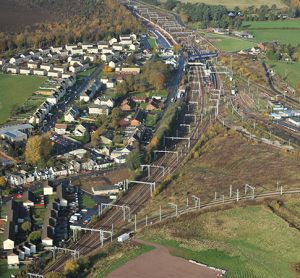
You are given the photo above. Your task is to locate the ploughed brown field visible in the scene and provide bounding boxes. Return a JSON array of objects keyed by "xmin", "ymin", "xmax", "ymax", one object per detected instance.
[
  {"xmin": 0, "ymin": 0, "xmax": 57, "ymax": 33},
  {"xmin": 107, "ymin": 239, "xmax": 223, "ymax": 278}
]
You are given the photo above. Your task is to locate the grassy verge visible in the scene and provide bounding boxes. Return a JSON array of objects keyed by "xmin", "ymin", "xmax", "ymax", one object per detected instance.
[
  {"xmin": 0, "ymin": 259, "xmax": 20, "ymax": 278},
  {"xmin": 82, "ymin": 194, "xmax": 96, "ymax": 209},
  {"xmin": 142, "ymin": 204, "xmax": 300, "ymax": 277},
  {"xmin": 88, "ymin": 242, "xmax": 154, "ymax": 278}
]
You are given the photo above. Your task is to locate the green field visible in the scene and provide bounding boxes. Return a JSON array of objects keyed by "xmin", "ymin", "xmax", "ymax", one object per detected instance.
[
  {"xmin": 147, "ymin": 37, "xmax": 157, "ymax": 49},
  {"xmin": 0, "ymin": 260, "xmax": 20, "ymax": 278},
  {"xmin": 82, "ymin": 194, "xmax": 96, "ymax": 209},
  {"xmin": 181, "ymin": 0, "xmax": 287, "ymax": 8},
  {"xmin": 0, "ymin": 74, "xmax": 46, "ymax": 124},
  {"xmin": 143, "ymin": 204, "xmax": 300, "ymax": 278},
  {"xmin": 200, "ymin": 31, "xmax": 257, "ymax": 52},
  {"xmin": 267, "ymin": 60, "xmax": 300, "ymax": 88},
  {"xmin": 242, "ymin": 20, "xmax": 300, "ymax": 46}
]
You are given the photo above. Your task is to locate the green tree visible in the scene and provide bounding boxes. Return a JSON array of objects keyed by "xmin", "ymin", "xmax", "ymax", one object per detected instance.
[
  {"xmin": 126, "ymin": 150, "xmax": 141, "ymax": 170},
  {"xmin": 21, "ymin": 221, "xmax": 32, "ymax": 235},
  {"xmin": 27, "ymin": 231, "xmax": 41, "ymax": 244},
  {"xmin": 111, "ymin": 108, "xmax": 121, "ymax": 129}
]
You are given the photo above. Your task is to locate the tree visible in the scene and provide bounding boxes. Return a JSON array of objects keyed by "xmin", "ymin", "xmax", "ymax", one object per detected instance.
[
  {"xmin": 126, "ymin": 150, "xmax": 141, "ymax": 170},
  {"xmin": 27, "ymin": 231, "xmax": 41, "ymax": 244},
  {"xmin": 21, "ymin": 221, "xmax": 32, "ymax": 235},
  {"xmin": 111, "ymin": 108, "xmax": 121, "ymax": 129},
  {"xmin": 64, "ymin": 260, "xmax": 79, "ymax": 277},
  {"xmin": 90, "ymin": 215, "xmax": 97, "ymax": 223},
  {"xmin": 45, "ymin": 272, "xmax": 65, "ymax": 278},
  {"xmin": 25, "ymin": 135, "xmax": 52, "ymax": 165},
  {"xmin": 0, "ymin": 176, "xmax": 6, "ymax": 188}
]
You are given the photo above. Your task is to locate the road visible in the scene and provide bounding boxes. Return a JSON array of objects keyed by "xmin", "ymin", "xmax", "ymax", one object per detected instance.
[{"xmin": 41, "ymin": 64, "xmax": 102, "ymax": 132}]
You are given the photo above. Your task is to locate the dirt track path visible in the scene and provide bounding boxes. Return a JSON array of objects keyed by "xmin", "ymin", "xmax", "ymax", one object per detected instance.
[{"xmin": 106, "ymin": 239, "xmax": 223, "ymax": 278}]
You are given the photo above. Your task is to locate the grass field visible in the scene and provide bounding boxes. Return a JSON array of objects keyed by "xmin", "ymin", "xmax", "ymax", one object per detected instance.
[
  {"xmin": 242, "ymin": 20, "xmax": 300, "ymax": 46},
  {"xmin": 267, "ymin": 60, "xmax": 300, "ymax": 88},
  {"xmin": 205, "ymin": 32, "xmax": 257, "ymax": 51},
  {"xmin": 0, "ymin": 74, "xmax": 46, "ymax": 124},
  {"xmin": 181, "ymin": 0, "xmax": 287, "ymax": 8},
  {"xmin": 82, "ymin": 194, "xmax": 96, "ymax": 209},
  {"xmin": 142, "ymin": 203, "xmax": 300, "ymax": 277}
]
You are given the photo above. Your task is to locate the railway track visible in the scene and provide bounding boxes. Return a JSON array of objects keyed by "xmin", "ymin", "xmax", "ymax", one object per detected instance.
[{"xmin": 42, "ymin": 64, "xmax": 213, "ymax": 273}]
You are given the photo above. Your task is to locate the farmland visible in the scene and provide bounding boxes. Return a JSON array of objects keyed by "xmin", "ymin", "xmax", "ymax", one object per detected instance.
[
  {"xmin": 142, "ymin": 202, "xmax": 300, "ymax": 278},
  {"xmin": 180, "ymin": 0, "xmax": 287, "ymax": 9},
  {"xmin": 0, "ymin": 74, "xmax": 46, "ymax": 124},
  {"xmin": 242, "ymin": 20, "xmax": 300, "ymax": 46}
]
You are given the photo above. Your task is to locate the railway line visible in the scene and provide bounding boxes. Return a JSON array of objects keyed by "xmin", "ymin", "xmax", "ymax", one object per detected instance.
[{"xmin": 42, "ymin": 63, "xmax": 213, "ymax": 273}]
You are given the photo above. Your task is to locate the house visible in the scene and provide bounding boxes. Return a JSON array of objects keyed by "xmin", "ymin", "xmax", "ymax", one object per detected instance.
[
  {"xmin": 51, "ymin": 46, "xmax": 63, "ymax": 52},
  {"xmin": 33, "ymin": 69, "xmax": 47, "ymax": 76},
  {"xmin": 82, "ymin": 43, "xmax": 94, "ymax": 50},
  {"xmin": 27, "ymin": 61, "xmax": 40, "ymax": 69},
  {"xmin": 71, "ymin": 47, "xmax": 84, "ymax": 55},
  {"xmin": 112, "ymin": 44, "xmax": 124, "ymax": 51},
  {"xmin": 1, "ymin": 130, "xmax": 27, "ymax": 142},
  {"xmin": 40, "ymin": 63, "xmax": 53, "ymax": 71},
  {"xmin": 22, "ymin": 191, "xmax": 35, "ymax": 207},
  {"xmin": 7, "ymin": 250, "xmax": 19, "ymax": 268},
  {"xmin": 129, "ymin": 43, "xmax": 140, "ymax": 51},
  {"xmin": 97, "ymin": 41, "xmax": 110, "ymax": 49},
  {"xmin": 6, "ymin": 66, "xmax": 19, "ymax": 74},
  {"xmin": 92, "ymin": 185, "xmax": 119, "ymax": 196},
  {"xmin": 131, "ymin": 110, "xmax": 145, "ymax": 126},
  {"xmin": 106, "ymin": 79, "xmax": 116, "ymax": 88},
  {"xmin": 101, "ymin": 53, "xmax": 113, "ymax": 62},
  {"xmin": 80, "ymin": 89, "xmax": 95, "ymax": 102},
  {"xmin": 121, "ymin": 99, "xmax": 135, "ymax": 111},
  {"xmin": 88, "ymin": 104, "xmax": 110, "ymax": 116},
  {"xmin": 43, "ymin": 181, "xmax": 54, "ymax": 195},
  {"xmin": 119, "ymin": 117, "xmax": 131, "ymax": 128},
  {"xmin": 100, "ymin": 134, "xmax": 113, "ymax": 146},
  {"xmin": 55, "ymin": 123, "xmax": 68, "ymax": 135},
  {"xmin": 65, "ymin": 107, "xmax": 79, "ymax": 122},
  {"xmin": 146, "ymin": 98, "xmax": 164, "ymax": 111},
  {"xmin": 52, "ymin": 65, "xmax": 66, "ymax": 73},
  {"xmin": 65, "ymin": 44, "xmax": 78, "ymax": 51},
  {"xmin": 97, "ymin": 146, "xmax": 110, "ymax": 156},
  {"xmin": 108, "ymin": 61, "xmax": 116, "ymax": 69},
  {"xmin": 74, "ymin": 124, "xmax": 87, "ymax": 137},
  {"xmin": 69, "ymin": 65, "xmax": 82, "ymax": 73},
  {"xmin": 120, "ymin": 67, "xmax": 141, "ymax": 75},
  {"xmin": 47, "ymin": 71, "xmax": 61, "ymax": 78},
  {"xmin": 19, "ymin": 68, "xmax": 32, "ymax": 75},
  {"xmin": 109, "ymin": 38, "xmax": 118, "ymax": 45},
  {"xmin": 110, "ymin": 146, "xmax": 132, "ymax": 159},
  {"xmin": 86, "ymin": 46, "xmax": 99, "ymax": 54},
  {"xmin": 3, "ymin": 200, "xmax": 26, "ymax": 250},
  {"xmin": 84, "ymin": 54, "xmax": 97, "ymax": 62},
  {"xmin": 94, "ymin": 97, "xmax": 114, "ymax": 108},
  {"xmin": 132, "ymin": 96, "xmax": 148, "ymax": 103},
  {"xmin": 100, "ymin": 76, "xmax": 109, "ymax": 84}
]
